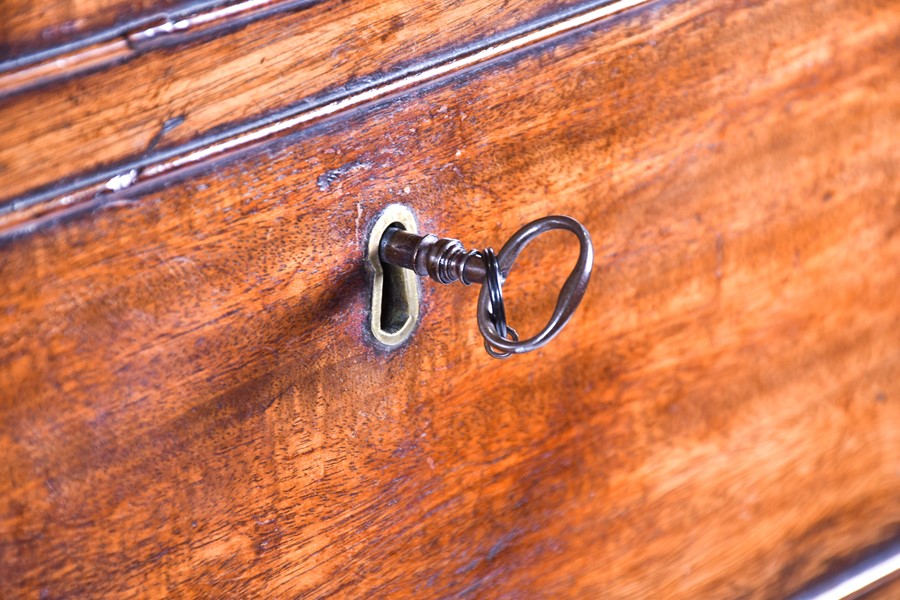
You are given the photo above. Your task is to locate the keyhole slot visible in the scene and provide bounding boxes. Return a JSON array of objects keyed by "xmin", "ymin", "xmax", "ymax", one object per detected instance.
[
  {"xmin": 379, "ymin": 258, "xmax": 409, "ymax": 334},
  {"xmin": 367, "ymin": 205, "xmax": 420, "ymax": 347}
]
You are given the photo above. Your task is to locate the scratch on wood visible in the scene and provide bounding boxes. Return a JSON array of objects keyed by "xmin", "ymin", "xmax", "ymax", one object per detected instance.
[{"xmin": 316, "ymin": 160, "xmax": 370, "ymax": 192}]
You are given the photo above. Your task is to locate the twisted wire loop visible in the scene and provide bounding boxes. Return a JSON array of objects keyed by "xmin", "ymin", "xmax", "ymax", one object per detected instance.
[
  {"xmin": 480, "ymin": 248, "xmax": 519, "ymax": 359},
  {"xmin": 375, "ymin": 211, "xmax": 593, "ymax": 358},
  {"xmin": 476, "ymin": 215, "xmax": 593, "ymax": 358}
]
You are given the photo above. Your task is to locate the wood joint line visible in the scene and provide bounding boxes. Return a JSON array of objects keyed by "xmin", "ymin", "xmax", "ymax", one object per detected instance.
[
  {"xmin": 0, "ymin": 0, "xmax": 319, "ymax": 100},
  {"xmin": 0, "ymin": 0, "xmax": 655, "ymax": 239}
]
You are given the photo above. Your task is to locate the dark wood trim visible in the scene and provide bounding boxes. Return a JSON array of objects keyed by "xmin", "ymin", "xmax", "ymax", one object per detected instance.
[
  {"xmin": 0, "ymin": 0, "xmax": 653, "ymax": 236},
  {"xmin": 0, "ymin": 0, "xmax": 321, "ymax": 98}
]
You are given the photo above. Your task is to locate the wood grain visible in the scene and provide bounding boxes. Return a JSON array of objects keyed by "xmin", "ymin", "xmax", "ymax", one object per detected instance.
[
  {"xmin": 0, "ymin": 0, "xmax": 329, "ymax": 103},
  {"xmin": 0, "ymin": 0, "xmax": 200, "ymax": 60},
  {"xmin": 0, "ymin": 0, "xmax": 606, "ymax": 205},
  {"xmin": 1, "ymin": 0, "xmax": 899, "ymax": 596}
]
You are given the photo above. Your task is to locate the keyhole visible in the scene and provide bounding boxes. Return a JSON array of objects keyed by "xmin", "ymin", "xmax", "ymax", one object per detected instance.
[
  {"xmin": 366, "ymin": 205, "xmax": 420, "ymax": 347},
  {"xmin": 380, "ymin": 258, "xmax": 410, "ymax": 334}
]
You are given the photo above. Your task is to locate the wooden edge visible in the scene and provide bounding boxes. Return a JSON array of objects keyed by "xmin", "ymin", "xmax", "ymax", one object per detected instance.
[
  {"xmin": 0, "ymin": 0, "xmax": 655, "ymax": 239},
  {"xmin": 790, "ymin": 540, "xmax": 900, "ymax": 600},
  {"xmin": 0, "ymin": 0, "xmax": 320, "ymax": 99}
]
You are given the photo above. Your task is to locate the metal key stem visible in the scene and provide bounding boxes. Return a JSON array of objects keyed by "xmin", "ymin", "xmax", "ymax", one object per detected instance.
[{"xmin": 380, "ymin": 227, "xmax": 487, "ymax": 286}]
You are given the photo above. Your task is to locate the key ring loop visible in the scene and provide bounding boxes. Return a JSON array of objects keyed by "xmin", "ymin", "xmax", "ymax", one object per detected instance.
[
  {"xmin": 480, "ymin": 247, "xmax": 521, "ymax": 358},
  {"xmin": 477, "ymin": 215, "xmax": 593, "ymax": 357}
]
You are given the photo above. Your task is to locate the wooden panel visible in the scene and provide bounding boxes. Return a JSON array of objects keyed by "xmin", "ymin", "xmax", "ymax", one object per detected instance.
[
  {"xmin": 1, "ymin": 0, "xmax": 899, "ymax": 597},
  {"xmin": 0, "ymin": 0, "xmax": 605, "ymax": 205},
  {"xmin": 0, "ymin": 0, "xmax": 201, "ymax": 60}
]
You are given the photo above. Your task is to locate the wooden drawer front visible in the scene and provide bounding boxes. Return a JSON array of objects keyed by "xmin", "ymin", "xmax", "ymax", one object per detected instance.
[
  {"xmin": 1, "ymin": 0, "xmax": 899, "ymax": 597},
  {"xmin": 1, "ymin": 0, "xmax": 190, "ymax": 59},
  {"xmin": 0, "ymin": 0, "xmax": 601, "ymax": 204}
]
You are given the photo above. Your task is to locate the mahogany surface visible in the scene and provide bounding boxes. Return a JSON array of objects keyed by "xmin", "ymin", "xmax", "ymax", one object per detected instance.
[
  {"xmin": 0, "ymin": 0, "xmax": 194, "ymax": 60},
  {"xmin": 1, "ymin": 0, "xmax": 899, "ymax": 597},
  {"xmin": 870, "ymin": 576, "xmax": 900, "ymax": 599},
  {"xmin": 0, "ymin": 0, "xmax": 599, "ymax": 203}
]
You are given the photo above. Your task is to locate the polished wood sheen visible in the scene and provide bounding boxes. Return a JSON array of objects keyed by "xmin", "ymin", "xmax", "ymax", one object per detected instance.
[
  {"xmin": 0, "ymin": 0, "xmax": 193, "ymax": 59},
  {"xmin": 1, "ymin": 0, "xmax": 899, "ymax": 597},
  {"xmin": 0, "ymin": 0, "xmax": 601, "ymax": 203}
]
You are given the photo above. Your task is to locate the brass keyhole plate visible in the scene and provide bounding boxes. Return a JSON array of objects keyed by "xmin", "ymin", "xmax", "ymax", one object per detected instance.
[{"xmin": 366, "ymin": 204, "xmax": 421, "ymax": 348}]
